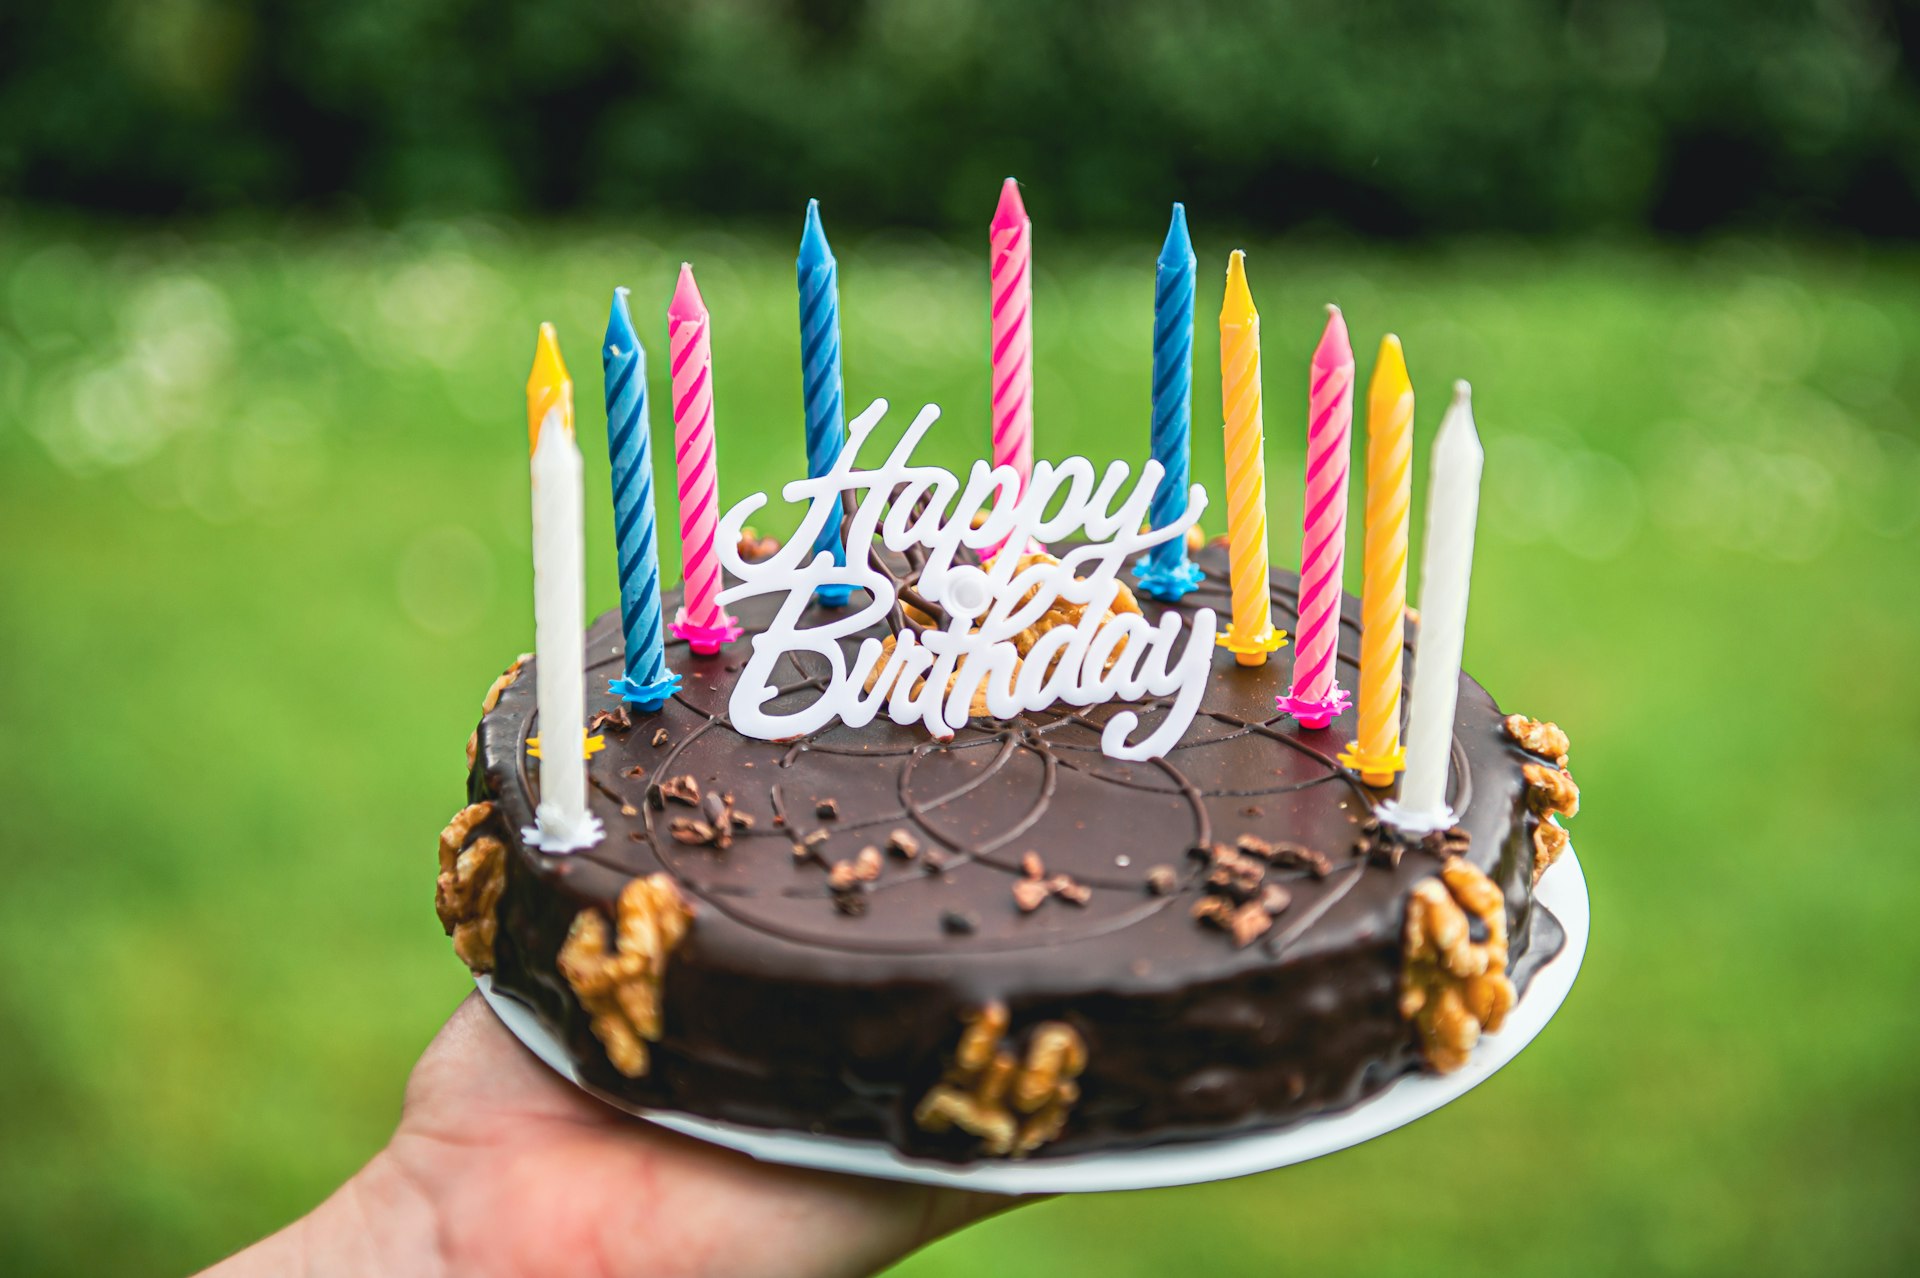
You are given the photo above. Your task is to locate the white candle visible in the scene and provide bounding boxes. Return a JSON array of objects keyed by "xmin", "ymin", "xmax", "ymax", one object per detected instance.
[
  {"xmin": 1384, "ymin": 381, "xmax": 1483, "ymax": 834},
  {"xmin": 528, "ymin": 406, "xmax": 603, "ymax": 852}
]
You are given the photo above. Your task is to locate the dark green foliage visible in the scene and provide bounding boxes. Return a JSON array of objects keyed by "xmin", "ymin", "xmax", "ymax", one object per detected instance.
[{"xmin": 3, "ymin": 0, "xmax": 1917, "ymax": 233}]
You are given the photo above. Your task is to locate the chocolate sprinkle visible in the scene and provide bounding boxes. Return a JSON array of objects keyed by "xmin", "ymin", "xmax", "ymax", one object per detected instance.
[
  {"xmin": 659, "ymin": 775, "xmax": 701, "ymax": 807},
  {"xmin": 940, "ymin": 909, "xmax": 978, "ymax": 936},
  {"xmin": 589, "ymin": 705, "xmax": 633, "ymax": 734}
]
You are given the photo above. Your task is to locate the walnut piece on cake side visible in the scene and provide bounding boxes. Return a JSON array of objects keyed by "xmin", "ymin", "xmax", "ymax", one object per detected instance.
[
  {"xmin": 1502, "ymin": 713, "xmax": 1581, "ymax": 883},
  {"xmin": 468, "ymin": 654, "xmax": 530, "ymax": 769},
  {"xmin": 1401, "ymin": 856, "xmax": 1517, "ymax": 1074},
  {"xmin": 913, "ymin": 1002, "xmax": 1088, "ymax": 1158},
  {"xmin": 557, "ymin": 874, "xmax": 696, "ymax": 1078},
  {"xmin": 436, "ymin": 802, "xmax": 507, "ymax": 973}
]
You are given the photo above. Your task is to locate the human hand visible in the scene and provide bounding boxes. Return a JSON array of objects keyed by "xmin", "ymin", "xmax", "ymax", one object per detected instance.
[{"xmin": 203, "ymin": 993, "xmax": 1012, "ymax": 1278}]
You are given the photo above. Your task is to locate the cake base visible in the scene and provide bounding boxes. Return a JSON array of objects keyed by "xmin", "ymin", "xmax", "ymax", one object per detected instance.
[{"xmin": 476, "ymin": 847, "xmax": 1586, "ymax": 1194}]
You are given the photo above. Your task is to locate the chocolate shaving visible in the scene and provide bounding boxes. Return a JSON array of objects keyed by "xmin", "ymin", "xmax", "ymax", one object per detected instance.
[
  {"xmin": 1048, "ymin": 875, "xmax": 1091, "ymax": 906},
  {"xmin": 828, "ymin": 854, "xmax": 869, "ymax": 915},
  {"xmin": 1229, "ymin": 902, "xmax": 1273, "ymax": 948},
  {"xmin": 669, "ymin": 818, "xmax": 716, "ymax": 845},
  {"xmin": 651, "ymin": 728, "xmax": 670, "ymax": 747},
  {"xmin": 1236, "ymin": 835, "xmax": 1332, "ymax": 878},
  {"xmin": 1191, "ymin": 896, "xmax": 1233, "ymax": 927},
  {"xmin": 589, "ymin": 705, "xmax": 633, "ymax": 734},
  {"xmin": 816, "ymin": 798, "xmax": 840, "ymax": 820},
  {"xmin": 1191, "ymin": 834, "xmax": 1304, "ymax": 946},
  {"xmin": 793, "ymin": 827, "xmax": 831, "ymax": 864},
  {"xmin": 1207, "ymin": 851, "xmax": 1265, "ymax": 900},
  {"xmin": 1401, "ymin": 824, "xmax": 1474, "ymax": 861},
  {"xmin": 886, "ymin": 829, "xmax": 921, "ymax": 859},
  {"xmin": 1268, "ymin": 842, "xmax": 1333, "ymax": 878},
  {"xmin": 1146, "ymin": 865, "xmax": 1178, "ymax": 895},
  {"xmin": 659, "ymin": 775, "xmax": 701, "ymax": 807},
  {"xmin": 940, "ymin": 909, "xmax": 978, "ymax": 936},
  {"xmin": 668, "ymin": 791, "xmax": 740, "ymax": 850},
  {"xmin": 1012, "ymin": 879, "xmax": 1050, "ymax": 913}
]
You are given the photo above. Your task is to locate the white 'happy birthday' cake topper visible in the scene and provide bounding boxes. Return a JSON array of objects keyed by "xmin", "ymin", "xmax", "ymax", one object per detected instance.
[{"xmin": 715, "ymin": 400, "xmax": 1218, "ymax": 761}]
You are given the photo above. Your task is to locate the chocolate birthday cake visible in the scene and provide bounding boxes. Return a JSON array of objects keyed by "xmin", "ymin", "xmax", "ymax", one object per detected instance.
[{"xmin": 436, "ymin": 539, "xmax": 1580, "ymax": 1161}]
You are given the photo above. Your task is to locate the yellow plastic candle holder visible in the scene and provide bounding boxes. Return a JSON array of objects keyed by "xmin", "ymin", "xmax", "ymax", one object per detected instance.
[
  {"xmin": 526, "ymin": 732, "xmax": 606, "ymax": 761},
  {"xmin": 1217, "ymin": 627, "xmax": 1289, "ymax": 667},
  {"xmin": 1337, "ymin": 741, "xmax": 1407, "ymax": 789}
]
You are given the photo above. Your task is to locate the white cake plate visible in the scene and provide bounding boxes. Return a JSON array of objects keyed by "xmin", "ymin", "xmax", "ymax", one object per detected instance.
[{"xmin": 477, "ymin": 847, "xmax": 1587, "ymax": 1194}]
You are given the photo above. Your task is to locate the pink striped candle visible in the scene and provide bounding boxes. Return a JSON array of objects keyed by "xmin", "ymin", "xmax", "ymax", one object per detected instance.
[
  {"xmin": 989, "ymin": 178, "xmax": 1034, "ymax": 500},
  {"xmin": 666, "ymin": 262, "xmax": 742, "ymax": 655},
  {"xmin": 1278, "ymin": 305, "xmax": 1356, "ymax": 729}
]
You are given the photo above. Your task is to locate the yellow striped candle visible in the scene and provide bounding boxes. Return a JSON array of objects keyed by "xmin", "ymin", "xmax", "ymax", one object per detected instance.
[
  {"xmin": 1340, "ymin": 335, "xmax": 1414, "ymax": 786},
  {"xmin": 1216, "ymin": 251, "xmax": 1286, "ymax": 666}
]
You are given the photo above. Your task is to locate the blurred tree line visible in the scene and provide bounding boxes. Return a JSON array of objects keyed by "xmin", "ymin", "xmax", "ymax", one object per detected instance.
[{"xmin": 2, "ymin": 0, "xmax": 1916, "ymax": 235}]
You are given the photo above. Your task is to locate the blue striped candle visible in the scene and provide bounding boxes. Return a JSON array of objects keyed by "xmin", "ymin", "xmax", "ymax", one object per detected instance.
[
  {"xmin": 798, "ymin": 199, "xmax": 853, "ymax": 606},
  {"xmin": 603, "ymin": 287, "xmax": 682, "ymax": 710},
  {"xmin": 1134, "ymin": 203, "xmax": 1206, "ymax": 602},
  {"xmin": 1134, "ymin": 204, "xmax": 1206, "ymax": 600}
]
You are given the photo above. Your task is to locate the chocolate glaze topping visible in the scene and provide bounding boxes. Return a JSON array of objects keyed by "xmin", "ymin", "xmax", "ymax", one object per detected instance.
[{"xmin": 474, "ymin": 542, "xmax": 1563, "ymax": 1159}]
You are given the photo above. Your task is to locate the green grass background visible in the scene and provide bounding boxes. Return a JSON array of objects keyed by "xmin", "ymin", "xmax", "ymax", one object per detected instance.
[{"xmin": 1, "ymin": 217, "xmax": 1916, "ymax": 1275}]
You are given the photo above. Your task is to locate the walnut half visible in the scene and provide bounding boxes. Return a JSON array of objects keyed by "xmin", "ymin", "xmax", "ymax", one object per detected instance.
[
  {"xmin": 1533, "ymin": 817, "xmax": 1570, "ymax": 882},
  {"xmin": 1502, "ymin": 713, "xmax": 1570, "ymax": 767},
  {"xmin": 436, "ymin": 802, "xmax": 506, "ymax": 973},
  {"xmin": 1401, "ymin": 857, "xmax": 1517, "ymax": 1074},
  {"xmin": 913, "ymin": 1002, "xmax": 1087, "ymax": 1158},
  {"xmin": 557, "ymin": 875, "xmax": 696, "ymax": 1078},
  {"xmin": 1505, "ymin": 714, "xmax": 1581, "ymax": 884}
]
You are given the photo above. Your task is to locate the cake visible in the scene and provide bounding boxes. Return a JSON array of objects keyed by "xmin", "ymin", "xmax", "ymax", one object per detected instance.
[
  {"xmin": 435, "ymin": 185, "xmax": 1584, "ymax": 1163},
  {"xmin": 435, "ymin": 537, "xmax": 1581, "ymax": 1162}
]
